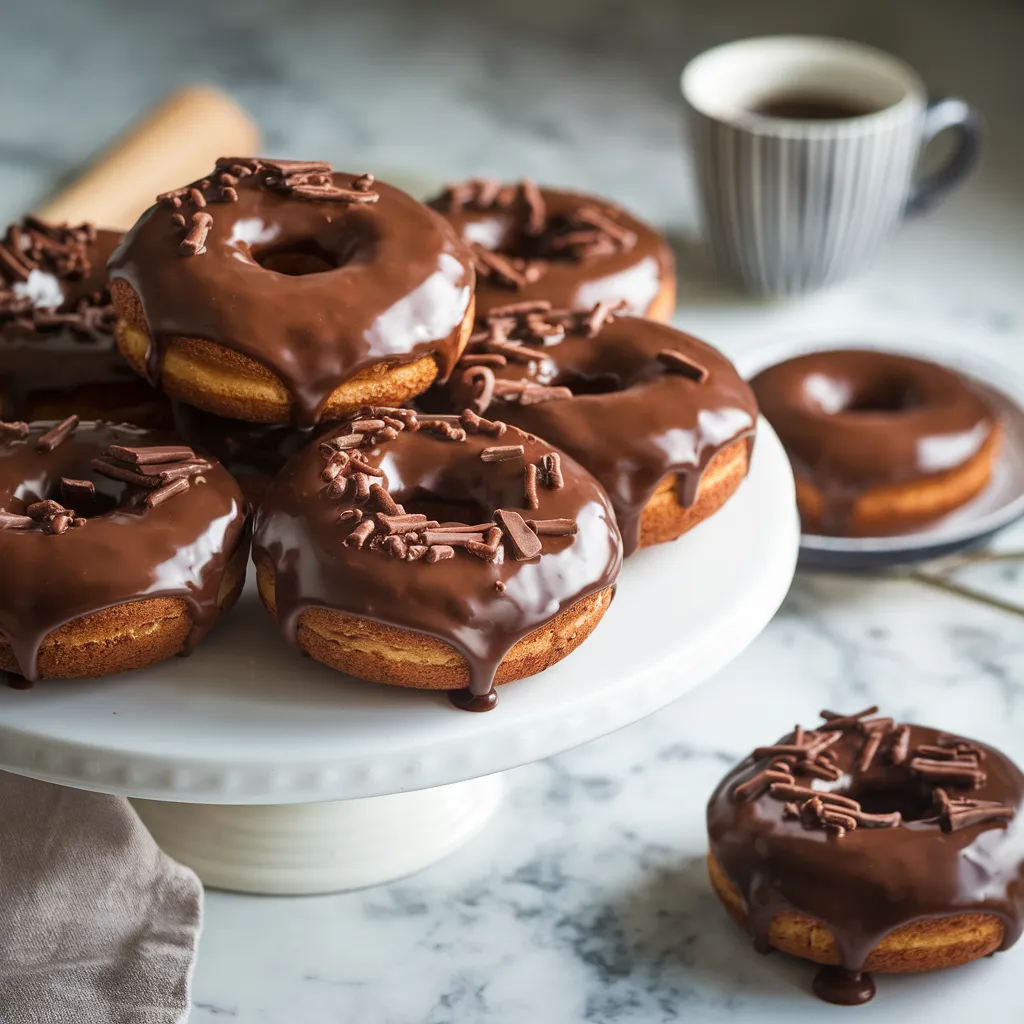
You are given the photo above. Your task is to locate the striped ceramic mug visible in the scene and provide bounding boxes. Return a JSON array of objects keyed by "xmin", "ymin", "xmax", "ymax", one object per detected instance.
[{"xmin": 681, "ymin": 37, "xmax": 981, "ymax": 296}]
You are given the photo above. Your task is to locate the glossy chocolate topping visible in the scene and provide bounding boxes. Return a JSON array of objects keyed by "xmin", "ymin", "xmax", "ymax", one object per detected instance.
[
  {"xmin": 708, "ymin": 707, "xmax": 1024, "ymax": 1004},
  {"xmin": 108, "ymin": 160, "xmax": 475, "ymax": 426},
  {"xmin": 426, "ymin": 303, "xmax": 757, "ymax": 554},
  {"xmin": 252, "ymin": 407, "xmax": 622, "ymax": 703},
  {"xmin": 0, "ymin": 419, "xmax": 247, "ymax": 680},
  {"xmin": 429, "ymin": 180, "xmax": 673, "ymax": 318},
  {"xmin": 0, "ymin": 219, "xmax": 166, "ymax": 425},
  {"xmin": 751, "ymin": 349, "xmax": 996, "ymax": 535}
]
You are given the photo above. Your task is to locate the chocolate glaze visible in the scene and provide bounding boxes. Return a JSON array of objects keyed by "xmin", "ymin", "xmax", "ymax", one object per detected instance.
[
  {"xmin": 108, "ymin": 162, "xmax": 475, "ymax": 426},
  {"xmin": 252, "ymin": 413, "xmax": 622, "ymax": 701},
  {"xmin": 708, "ymin": 710, "xmax": 1024, "ymax": 1003},
  {"xmin": 0, "ymin": 224, "xmax": 168, "ymax": 425},
  {"xmin": 750, "ymin": 349, "xmax": 996, "ymax": 535},
  {"xmin": 430, "ymin": 183, "xmax": 673, "ymax": 319},
  {"xmin": 427, "ymin": 309, "xmax": 757, "ymax": 555},
  {"xmin": 0, "ymin": 421, "xmax": 247, "ymax": 680}
]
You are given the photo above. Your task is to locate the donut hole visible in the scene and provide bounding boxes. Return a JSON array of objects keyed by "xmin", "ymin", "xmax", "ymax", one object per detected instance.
[
  {"xmin": 805, "ymin": 372, "xmax": 925, "ymax": 416},
  {"xmin": 843, "ymin": 377, "xmax": 925, "ymax": 414},
  {"xmin": 562, "ymin": 374, "xmax": 621, "ymax": 396},
  {"xmin": 389, "ymin": 491, "xmax": 488, "ymax": 527},
  {"xmin": 252, "ymin": 240, "xmax": 343, "ymax": 276},
  {"xmin": 839, "ymin": 778, "xmax": 936, "ymax": 821}
]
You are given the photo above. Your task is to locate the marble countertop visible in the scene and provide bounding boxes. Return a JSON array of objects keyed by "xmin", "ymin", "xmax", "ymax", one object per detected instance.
[{"xmin": 3, "ymin": 0, "xmax": 1024, "ymax": 1020}]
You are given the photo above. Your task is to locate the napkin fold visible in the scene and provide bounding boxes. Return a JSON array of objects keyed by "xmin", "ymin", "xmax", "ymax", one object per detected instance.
[{"xmin": 0, "ymin": 772, "xmax": 201, "ymax": 1024}]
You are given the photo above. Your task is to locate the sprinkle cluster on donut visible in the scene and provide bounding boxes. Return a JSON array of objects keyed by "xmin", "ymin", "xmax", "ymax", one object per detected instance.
[
  {"xmin": 252, "ymin": 404, "xmax": 622, "ymax": 708},
  {"xmin": 0, "ymin": 417, "xmax": 248, "ymax": 682},
  {"xmin": 425, "ymin": 299, "xmax": 757, "ymax": 554},
  {"xmin": 108, "ymin": 159, "xmax": 476, "ymax": 426},
  {"xmin": 707, "ymin": 705, "xmax": 1024, "ymax": 1005},
  {"xmin": 0, "ymin": 216, "xmax": 168, "ymax": 425},
  {"xmin": 751, "ymin": 349, "xmax": 999, "ymax": 536},
  {"xmin": 429, "ymin": 179, "xmax": 675, "ymax": 322}
]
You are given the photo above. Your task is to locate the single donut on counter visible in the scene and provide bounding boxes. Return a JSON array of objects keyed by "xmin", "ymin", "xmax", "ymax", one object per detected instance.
[
  {"xmin": 750, "ymin": 349, "xmax": 999, "ymax": 536},
  {"xmin": 252, "ymin": 407, "xmax": 623, "ymax": 710},
  {"xmin": 0, "ymin": 217, "xmax": 169, "ymax": 426},
  {"xmin": 0, "ymin": 418, "xmax": 248, "ymax": 682},
  {"xmin": 425, "ymin": 300, "xmax": 757, "ymax": 555},
  {"xmin": 108, "ymin": 159, "xmax": 476, "ymax": 427},
  {"xmin": 171, "ymin": 400, "xmax": 324, "ymax": 505},
  {"xmin": 707, "ymin": 706, "xmax": 1024, "ymax": 1006},
  {"xmin": 428, "ymin": 179, "xmax": 675, "ymax": 321}
]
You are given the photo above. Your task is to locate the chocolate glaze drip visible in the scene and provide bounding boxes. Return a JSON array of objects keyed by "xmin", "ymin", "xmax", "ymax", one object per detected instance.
[
  {"xmin": 429, "ymin": 183, "xmax": 673, "ymax": 319},
  {"xmin": 252, "ymin": 413, "xmax": 622, "ymax": 701},
  {"xmin": 750, "ymin": 349, "xmax": 996, "ymax": 535},
  {"xmin": 708, "ymin": 711, "xmax": 1024, "ymax": 1003},
  {"xmin": 108, "ymin": 162, "xmax": 475, "ymax": 426},
  {"xmin": 0, "ymin": 224, "xmax": 167, "ymax": 425},
  {"xmin": 426, "ymin": 308, "xmax": 757, "ymax": 555},
  {"xmin": 812, "ymin": 967, "xmax": 876, "ymax": 1006},
  {"xmin": 0, "ymin": 421, "xmax": 247, "ymax": 680}
]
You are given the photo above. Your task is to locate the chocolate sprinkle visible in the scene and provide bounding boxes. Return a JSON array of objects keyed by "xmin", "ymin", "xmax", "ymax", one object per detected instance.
[
  {"xmin": 36, "ymin": 415, "xmax": 79, "ymax": 453},
  {"xmin": 494, "ymin": 508, "xmax": 542, "ymax": 560}
]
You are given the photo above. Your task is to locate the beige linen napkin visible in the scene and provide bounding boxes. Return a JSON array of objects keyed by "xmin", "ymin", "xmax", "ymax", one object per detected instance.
[{"xmin": 0, "ymin": 772, "xmax": 201, "ymax": 1024}]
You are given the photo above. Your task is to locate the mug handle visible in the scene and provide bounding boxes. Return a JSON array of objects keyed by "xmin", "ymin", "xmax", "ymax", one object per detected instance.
[{"xmin": 904, "ymin": 96, "xmax": 983, "ymax": 217}]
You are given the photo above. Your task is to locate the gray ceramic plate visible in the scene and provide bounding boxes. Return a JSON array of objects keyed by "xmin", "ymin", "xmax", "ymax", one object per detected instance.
[{"xmin": 738, "ymin": 342, "xmax": 1024, "ymax": 571}]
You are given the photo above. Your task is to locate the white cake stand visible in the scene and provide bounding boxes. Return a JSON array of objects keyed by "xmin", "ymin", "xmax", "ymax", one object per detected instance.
[{"xmin": 0, "ymin": 421, "xmax": 798, "ymax": 894}]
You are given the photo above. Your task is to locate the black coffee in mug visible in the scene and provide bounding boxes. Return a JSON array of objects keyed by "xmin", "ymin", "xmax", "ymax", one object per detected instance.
[
  {"xmin": 681, "ymin": 36, "xmax": 982, "ymax": 294},
  {"xmin": 750, "ymin": 93, "xmax": 876, "ymax": 120}
]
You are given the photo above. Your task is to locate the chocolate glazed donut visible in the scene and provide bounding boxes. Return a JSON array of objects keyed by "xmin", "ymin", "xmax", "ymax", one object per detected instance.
[
  {"xmin": 0, "ymin": 419, "xmax": 248, "ymax": 682},
  {"xmin": 429, "ymin": 180, "xmax": 676, "ymax": 321},
  {"xmin": 108, "ymin": 160, "xmax": 476, "ymax": 427},
  {"xmin": 0, "ymin": 217, "xmax": 168, "ymax": 426},
  {"xmin": 751, "ymin": 349, "xmax": 999, "ymax": 536},
  {"xmin": 427, "ymin": 301, "xmax": 757, "ymax": 554},
  {"xmin": 707, "ymin": 706, "xmax": 1024, "ymax": 1005},
  {"xmin": 252, "ymin": 407, "xmax": 622, "ymax": 710}
]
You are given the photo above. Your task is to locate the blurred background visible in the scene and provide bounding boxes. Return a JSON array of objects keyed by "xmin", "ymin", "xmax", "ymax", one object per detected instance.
[{"xmin": 2, "ymin": 0, "xmax": 1021, "ymax": 289}]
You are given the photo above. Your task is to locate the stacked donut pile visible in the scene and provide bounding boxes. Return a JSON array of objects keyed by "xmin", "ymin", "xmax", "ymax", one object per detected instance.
[{"xmin": 0, "ymin": 161, "xmax": 757, "ymax": 706}]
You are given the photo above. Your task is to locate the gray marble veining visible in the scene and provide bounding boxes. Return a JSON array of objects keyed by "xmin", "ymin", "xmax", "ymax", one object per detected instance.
[{"xmin": 2, "ymin": 0, "xmax": 1023, "ymax": 1020}]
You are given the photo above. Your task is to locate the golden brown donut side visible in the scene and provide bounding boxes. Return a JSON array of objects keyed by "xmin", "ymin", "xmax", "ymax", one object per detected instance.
[
  {"xmin": 794, "ymin": 426, "xmax": 1000, "ymax": 536},
  {"xmin": 113, "ymin": 280, "xmax": 475, "ymax": 424},
  {"xmin": 707, "ymin": 851, "xmax": 1003, "ymax": 973},
  {"xmin": 637, "ymin": 440, "xmax": 751, "ymax": 550},
  {"xmin": 0, "ymin": 543, "xmax": 247, "ymax": 680},
  {"xmin": 256, "ymin": 555, "xmax": 613, "ymax": 689}
]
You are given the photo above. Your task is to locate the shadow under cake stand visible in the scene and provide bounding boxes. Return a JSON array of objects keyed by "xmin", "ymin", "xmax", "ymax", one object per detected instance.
[{"xmin": 0, "ymin": 420, "xmax": 798, "ymax": 895}]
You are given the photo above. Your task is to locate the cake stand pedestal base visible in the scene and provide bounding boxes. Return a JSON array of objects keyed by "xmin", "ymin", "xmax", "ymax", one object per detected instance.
[{"xmin": 132, "ymin": 773, "xmax": 503, "ymax": 894}]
